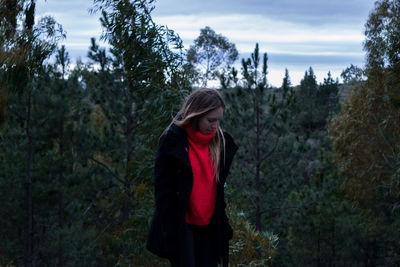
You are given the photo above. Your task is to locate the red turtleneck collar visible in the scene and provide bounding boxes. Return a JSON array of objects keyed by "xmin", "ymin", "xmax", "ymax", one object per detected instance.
[{"xmin": 184, "ymin": 123, "xmax": 215, "ymax": 145}]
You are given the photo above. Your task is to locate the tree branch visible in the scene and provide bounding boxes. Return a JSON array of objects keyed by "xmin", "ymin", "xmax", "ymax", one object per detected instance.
[
  {"xmin": 89, "ymin": 156, "xmax": 126, "ymax": 185},
  {"xmin": 260, "ymin": 134, "xmax": 281, "ymax": 163},
  {"xmin": 260, "ymin": 200, "xmax": 320, "ymax": 215},
  {"xmin": 6, "ymin": 105, "xmax": 25, "ymax": 121},
  {"xmin": 372, "ymin": 112, "xmax": 397, "ymax": 159}
]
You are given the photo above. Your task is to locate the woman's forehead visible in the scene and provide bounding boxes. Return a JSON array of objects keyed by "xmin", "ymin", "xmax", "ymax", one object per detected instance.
[{"xmin": 205, "ymin": 107, "xmax": 224, "ymax": 118}]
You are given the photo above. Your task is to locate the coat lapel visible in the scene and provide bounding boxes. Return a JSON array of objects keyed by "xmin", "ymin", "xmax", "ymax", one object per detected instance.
[{"xmin": 159, "ymin": 123, "xmax": 192, "ymax": 171}]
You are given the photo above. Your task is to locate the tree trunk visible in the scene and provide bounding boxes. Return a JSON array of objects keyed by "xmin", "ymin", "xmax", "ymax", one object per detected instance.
[
  {"xmin": 255, "ymin": 164, "xmax": 261, "ymax": 231},
  {"xmin": 255, "ymin": 94, "xmax": 262, "ymax": 231},
  {"xmin": 317, "ymin": 230, "xmax": 321, "ymax": 267},
  {"xmin": 331, "ymin": 223, "xmax": 336, "ymax": 266},
  {"xmin": 25, "ymin": 89, "xmax": 34, "ymax": 267},
  {"xmin": 57, "ymin": 121, "xmax": 65, "ymax": 267},
  {"xmin": 370, "ymin": 241, "xmax": 377, "ymax": 267}
]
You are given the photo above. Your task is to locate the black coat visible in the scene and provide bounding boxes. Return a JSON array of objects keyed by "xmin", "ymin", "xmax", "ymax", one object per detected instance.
[{"xmin": 146, "ymin": 123, "xmax": 238, "ymax": 266}]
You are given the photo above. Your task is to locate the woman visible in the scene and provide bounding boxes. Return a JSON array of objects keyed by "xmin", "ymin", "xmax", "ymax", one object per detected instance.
[{"xmin": 146, "ymin": 88, "xmax": 238, "ymax": 267}]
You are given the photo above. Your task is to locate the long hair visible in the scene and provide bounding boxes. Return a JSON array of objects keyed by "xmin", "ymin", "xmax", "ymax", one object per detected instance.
[{"xmin": 168, "ymin": 88, "xmax": 226, "ymax": 182}]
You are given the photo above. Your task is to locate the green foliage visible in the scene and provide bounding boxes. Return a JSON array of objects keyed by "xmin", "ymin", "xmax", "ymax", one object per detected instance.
[
  {"xmin": 293, "ymin": 67, "xmax": 319, "ymax": 131},
  {"xmin": 340, "ymin": 64, "xmax": 365, "ymax": 85},
  {"xmin": 0, "ymin": 0, "xmax": 188, "ymax": 265},
  {"xmin": 222, "ymin": 44, "xmax": 296, "ymax": 231},
  {"xmin": 292, "ymin": 69, "xmax": 339, "ymax": 134},
  {"xmin": 187, "ymin": 26, "xmax": 239, "ymax": 86},
  {"xmin": 223, "ymin": 183, "xmax": 278, "ymax": 266},
  {"xmin": 0, "ymin": 0, "xmax": 24, "ymax": 39},
  {"xmin": 0, "ymin": 48, "xmax": 97, "ymax": 266},
  {"xmin": 279, "ymin": 150, "xmax": 347, "ymax": 265},
  {"xmin": 317, "ymin": 71, "xmax": 340, "ymax": 122},
  {"xmin": 364, "ymin": 0, "xmax": 400, "ymax": 107},
  {"xmin": 329, "ymin": 0, "xmax": 400, "ymax": 207},
  {"xmin": 228, "ymin": 205, "xmax": 278, "ymax": 266},
  {"xmin": 80, "ymin": 0, "xmax": 189, "ymax": 264},
  {"xmin": 327, "ymin": 0, "xmax": 400, "ymax": 264}
]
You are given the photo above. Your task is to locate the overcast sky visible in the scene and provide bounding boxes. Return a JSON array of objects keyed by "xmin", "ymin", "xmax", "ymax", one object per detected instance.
[{"xmin": 36, "ymin": 0, "xmax": 377, "ymax": 87}]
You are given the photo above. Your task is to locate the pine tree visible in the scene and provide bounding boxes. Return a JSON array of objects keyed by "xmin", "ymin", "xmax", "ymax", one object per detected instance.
[
  {"xmin": 315, "ymin": 71, "xmax": 340, "ymax": 129},
  {"xmin": 295, "ymin": 67, "xmax": 319, "ymax": 131},
  {"xmin": 84, "ymin": 0, "xmax": 188, "ymax": 264},
  {"xmin": 222, "ymin": 44, "xmax": 295, "ymax": 231},
  {"xmin": 0, "ymin": 1, "xmax": 66, "ymax": 264}
]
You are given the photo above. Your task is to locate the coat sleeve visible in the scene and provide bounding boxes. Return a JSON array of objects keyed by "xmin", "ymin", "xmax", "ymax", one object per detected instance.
[
  {"xmin": 154, "ymin": 134, "xmax": 179, "ymax": 212},
  {"xmin": 146, "ymin": 134, "xmax": 180, "ymax": 258}
]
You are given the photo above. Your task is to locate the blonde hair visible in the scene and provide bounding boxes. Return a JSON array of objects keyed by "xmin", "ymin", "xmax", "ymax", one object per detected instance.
[{"xmin": 170, "ymin": 88, "xmax": 226, "ymax": 182}]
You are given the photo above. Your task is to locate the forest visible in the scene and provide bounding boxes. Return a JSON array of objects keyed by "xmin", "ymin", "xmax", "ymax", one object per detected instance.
[{"xmin": 0, "ymin": 0, "xmax": 399, "ymax": 266}]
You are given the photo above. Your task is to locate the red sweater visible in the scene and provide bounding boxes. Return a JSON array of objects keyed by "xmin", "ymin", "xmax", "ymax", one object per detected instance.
[{"xmin": 184, "ymin": 124, "xmax": 217, "ymax": 225}]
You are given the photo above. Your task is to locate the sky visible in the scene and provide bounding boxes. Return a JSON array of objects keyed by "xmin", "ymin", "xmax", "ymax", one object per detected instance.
[{"xmin": 36, "ymin": 0, "xmax": 377, "ymax": 87}]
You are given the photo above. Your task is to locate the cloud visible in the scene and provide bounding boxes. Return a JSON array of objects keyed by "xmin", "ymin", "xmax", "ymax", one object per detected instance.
[
  {"xmin": 153, "ymin": 0, "xmax": 376, "ymax": 24},
  {"xmin": 153, "ymin": 13, "xmax": 365, "ymax": 55}
]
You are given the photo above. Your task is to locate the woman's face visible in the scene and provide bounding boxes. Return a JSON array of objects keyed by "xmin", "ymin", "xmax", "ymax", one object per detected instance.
[{"xmin": 198, "ymin": 107, "xmax": 224, "ymax": 135}]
